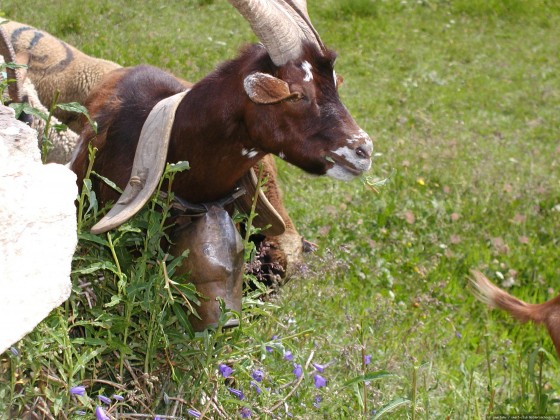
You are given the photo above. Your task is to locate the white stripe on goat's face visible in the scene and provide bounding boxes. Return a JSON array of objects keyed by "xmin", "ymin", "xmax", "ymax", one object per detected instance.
[
  {"xmin": 333, "ymin": 70, "xmax": 337, "ymax": 88},
  {"xmin": 301, "ymin": 61, "xmax": 313, "ymax": 82},
  {"xmin": 350, "ymin": 129, "xmax": 370, "ymax": 144}
]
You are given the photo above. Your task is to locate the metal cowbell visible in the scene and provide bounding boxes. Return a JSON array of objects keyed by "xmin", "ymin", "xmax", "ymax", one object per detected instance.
[{"xmin": 170, "ymin": 205, "xmax": 244, "ymax": 331}]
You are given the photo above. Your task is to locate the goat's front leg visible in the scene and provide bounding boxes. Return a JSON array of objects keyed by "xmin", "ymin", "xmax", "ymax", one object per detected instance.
[{"xmin": 251, "ymin": 155, "xmax": 314, "ymax": 283}]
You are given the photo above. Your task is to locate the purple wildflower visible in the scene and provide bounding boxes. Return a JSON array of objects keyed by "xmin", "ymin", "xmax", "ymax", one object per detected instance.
[
  {"xmin": 364, "ymin": 354, "xmax": 372, "ymax": 365},
  {"xmin": 9, "ymin": 347, "xmax": 19, "ymax": 356},
  {"xmin": 219, "ymin": 363, "xmax": 233, "ymax": 378},
  {"xmin": 293, "ymin": 363, "xmax": 303, "ymax": 379},
  {"xmin": 95, "ymin": 406, "xmax": 110, "ymax": 420},
  {"xmin": 240, "ymin": 407, "xmax": 252, "ymax": 418},
  {"xmin": 250, "ymin": 380, "xmax": 262, "ymax": 395},
  {"xmin": 112, "ymin": 394, "xmax": 124, "ymax": 401},
  {"xmin": 228, "ymin": 387, "xmax": 245, "ymax": 400},
  {"xmin": 98, "ymin": 395, "xmax": 111, "ymax": 405},
  {"xmin": 284, "ymin": 350, "xmax": 293, "ymax": 361},
  {"xmin": 154, "ymin": 417, "xmax": 163, "ymax": 420},
  {"xmin": 313, "ymin": 374, "xmax": 327, "ymax": 388},
  {"xmin": 251, "ymin": 369, "xmax": 264, "ymax": 382},
  {"xmin": 187, "ymin": 409, "xmax": 201, "ymax": 418},
  {"xmin": 455, "ymin": 331, "xmax": 462, "ymax": 339},
  {"xmin": 313, "ymin": 395, "xmax": 323, "ymax": 408},
  {"xmin": 312, "ymin": 362, "xmax": 327, "ymax": 373},
  {"xmin": 266, "ymin": 335, "xmax": 280, "ymax": 352},
  {"xmin": 70, "ymin": 385, "xmax": 86, "ymax": 396}
]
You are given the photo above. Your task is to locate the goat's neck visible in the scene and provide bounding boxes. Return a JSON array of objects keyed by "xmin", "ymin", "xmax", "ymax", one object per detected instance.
[{"xmin": 168, "ymin": 74, "xmax": 264, "ymax": 203}]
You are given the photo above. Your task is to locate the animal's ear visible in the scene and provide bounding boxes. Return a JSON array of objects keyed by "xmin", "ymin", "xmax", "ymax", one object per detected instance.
[
  {"xmin": 244, "ymin": 72, "xmax": 302, "ymax": 104},
  {"xmin": 336, "ymin": 74, "xmax": 344, "ymax": 90}
]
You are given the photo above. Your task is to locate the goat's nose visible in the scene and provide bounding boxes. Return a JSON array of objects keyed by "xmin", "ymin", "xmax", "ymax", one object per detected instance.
[{"xmin": 355, "ymin": 146, "xmax": 371, "ymax": 160}]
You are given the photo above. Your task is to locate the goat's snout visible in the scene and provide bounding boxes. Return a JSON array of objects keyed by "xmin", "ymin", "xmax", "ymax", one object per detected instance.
[
  {"xmin": 352, "ymin": 129, "xmax": 374, "ymax": 162},
  {"xmin": 325, "ymin": 130, "xmax": 373, "ymax": 181}
]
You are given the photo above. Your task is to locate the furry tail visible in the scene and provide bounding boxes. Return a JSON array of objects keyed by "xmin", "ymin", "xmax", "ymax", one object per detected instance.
[{"xmin": 470, "ymin": 270, "xmax": 560, "ymax": 358}]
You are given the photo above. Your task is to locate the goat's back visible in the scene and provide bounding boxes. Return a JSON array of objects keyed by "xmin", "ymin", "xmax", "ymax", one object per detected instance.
[{"xmin": 71, "ymin": 65, "xmax": 187, "ymax": 204}]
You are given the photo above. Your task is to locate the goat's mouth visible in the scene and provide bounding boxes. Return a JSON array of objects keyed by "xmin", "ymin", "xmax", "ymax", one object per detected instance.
[{"xmin": 325, "ymin": 153, "xmax": 369, "ymax": 181}]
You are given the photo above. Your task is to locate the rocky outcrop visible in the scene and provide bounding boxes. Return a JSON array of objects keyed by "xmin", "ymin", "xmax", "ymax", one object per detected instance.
[{"xmin": 0, "ymin": 105, "xmax": 77, "ymax": 353}]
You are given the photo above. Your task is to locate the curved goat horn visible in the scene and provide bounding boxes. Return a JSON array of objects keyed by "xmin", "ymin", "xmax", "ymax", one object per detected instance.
[
  {"xmin": 91, "ymin": 89, "xmax": 190, "ymax": 234},
  {"xmin": 228, "ymin": 0, "xmax": 323, "ymax": 66},
  {"xmin": 0, "ymin": 24, "xmax": 23, "ymax": 103},
  {"xmin": 284, "ymin": 0, "xmax": 325, "ymax": 50}
]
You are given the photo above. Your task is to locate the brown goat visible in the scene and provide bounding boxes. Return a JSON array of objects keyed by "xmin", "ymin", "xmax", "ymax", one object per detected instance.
[
  {"xmin": 70, "ymin": 1, "xmax": 372, "ymax": 237},
  {"xmin": 2, "ymin": 16, "xmax": 312, "ymax": 278},
  {"xmin": 470, "ymin": 270, "xmax": 560, "ymax": 358},
  {"xmin": 71, "ymin": 44, "xmax": 371, "ymax": 202}
]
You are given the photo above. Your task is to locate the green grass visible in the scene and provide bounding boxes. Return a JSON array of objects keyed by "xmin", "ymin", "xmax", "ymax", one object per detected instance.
[{"xmin": 1, "ymin": 0, "xmax": 560, "ymax": 418}]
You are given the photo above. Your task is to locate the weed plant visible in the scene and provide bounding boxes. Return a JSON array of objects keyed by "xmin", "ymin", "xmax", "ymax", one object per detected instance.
[{"xmin": 1, "ymin": 0, "xmax": 560, "ymax": 418}]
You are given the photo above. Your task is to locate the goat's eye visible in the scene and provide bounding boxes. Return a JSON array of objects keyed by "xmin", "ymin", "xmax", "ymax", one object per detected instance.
[{"xmin": 289, "ymin": 92, "xmax": 305, "ymax": 102}]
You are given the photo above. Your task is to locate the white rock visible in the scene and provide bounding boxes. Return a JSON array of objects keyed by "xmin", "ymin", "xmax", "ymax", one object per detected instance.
[{"xmin": 0, "ymin": 105, "xmax": 77, "ymax": 354}]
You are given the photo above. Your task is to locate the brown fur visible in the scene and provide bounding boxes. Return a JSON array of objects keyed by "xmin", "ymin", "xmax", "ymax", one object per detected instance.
[
  {"xmin": 71, "ymin": 43, "xmax": 366, "ymax": 204},
  {"xmin": 71, "ymin": 43, "xmax": 370, "ymax": 280},
  {"xmin": 3, "ymin": 20, "xmax": 121, "ymax": 131},
  {"xmin": 471, "ymin": 270, "xmax": 560, "ymax": 358},
  {"xmin": 253, "ymin": 156, "xmax": 303, "ymax": 279},
  {"xmin": 3, "ymin": 19, "xmax": 310, "ymax": 278}
]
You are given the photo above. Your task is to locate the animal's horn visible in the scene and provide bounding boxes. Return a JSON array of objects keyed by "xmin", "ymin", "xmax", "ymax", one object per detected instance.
[
  {"xmin": 228, "ymin": 0, "xmax": 323, "ymax": 66},
  {"xmin": 90, "ymin": 89, "xmax": 190, "ymax": 234},
  {"xmin": 236, "ymin": 168, "xmax": 286, "ymax": 236},
  {"xmin": 0, "ymin": 24, "xmax": 23, "ymax": 103}
]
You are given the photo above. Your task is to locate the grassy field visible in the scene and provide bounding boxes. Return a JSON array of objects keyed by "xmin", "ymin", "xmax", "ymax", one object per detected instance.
[{"xmin": 1, "ymin": 0, "xmax": 560, "ymax": 418}]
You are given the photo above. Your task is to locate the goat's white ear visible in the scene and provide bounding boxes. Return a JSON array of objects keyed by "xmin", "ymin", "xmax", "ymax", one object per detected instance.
[{"xmin": 244, "ymin": 72, "xmax": 301, "ymax": 104}]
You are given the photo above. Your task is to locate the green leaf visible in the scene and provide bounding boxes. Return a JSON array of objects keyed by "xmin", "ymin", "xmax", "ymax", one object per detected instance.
[
  {"xmin": 56, "ymin": 101, "xmax": 88, "ymax": 114},
  {"xmin": 9, "ymin": 102, "xmax": 48, "ymax": 120},
  {"xmin": 3, "ymin": 62, "xmax": 28, "ymax": 70},
  {"xmin": 341, "ymin": 371, "xmax": 395, "ymax": 389},
  {"xmin": 71, "ymin": 347, "xmax": 106, "ymax": 377},
  {"xmin": 352, "ymin": 382, "xmax": 364, "ymax": 410},
  {"xmin": 165, "ymin": 160, "xmax": 190, "ymax": 174},
  {"xmin": 165, "ymin": 249, "xmax": 189, "ymax": 274},
  {"xmin": 104, "ymin": 295, "xmax": 122, "ymax": 308},
  {"xmin": 72, "ymin": 261, "xmax": 118, "ymax": 275},
  {"xmin": 173, "ymin": 281, "xmax": 199, "ymax": 301},
  {"xmin": 362, "ymin": 168, "xmax": 396, "ymax": 188},
  {"xmin": 53, "ymin": 123, "xmax": 69, "ymax": 132},
  {"xmin": 78, "ymin": 232, "xmax": 109, "ymax": 246},
  {"xmin": 71, "ymin": 337, "xmax": 107, "ymax": 347},
  {"xmin": 56, "ymin": 102, "xmax": 97, "ymax": 132},
  {"xmin": 171, "ymin": 303, "xmax": 194, "ymax": 336},
  {"xmin": 91, "ymin": 171, "xmax": 123, "ymax": 193},
  {"xmin": 373, "ymin": 397, "xmax": 410, "ymax": 419}
]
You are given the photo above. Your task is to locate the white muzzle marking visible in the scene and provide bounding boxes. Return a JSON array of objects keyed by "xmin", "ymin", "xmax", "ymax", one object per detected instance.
[{"xmin": 326, "ymin": 132, "xmax": 373, "ymax": 181}]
